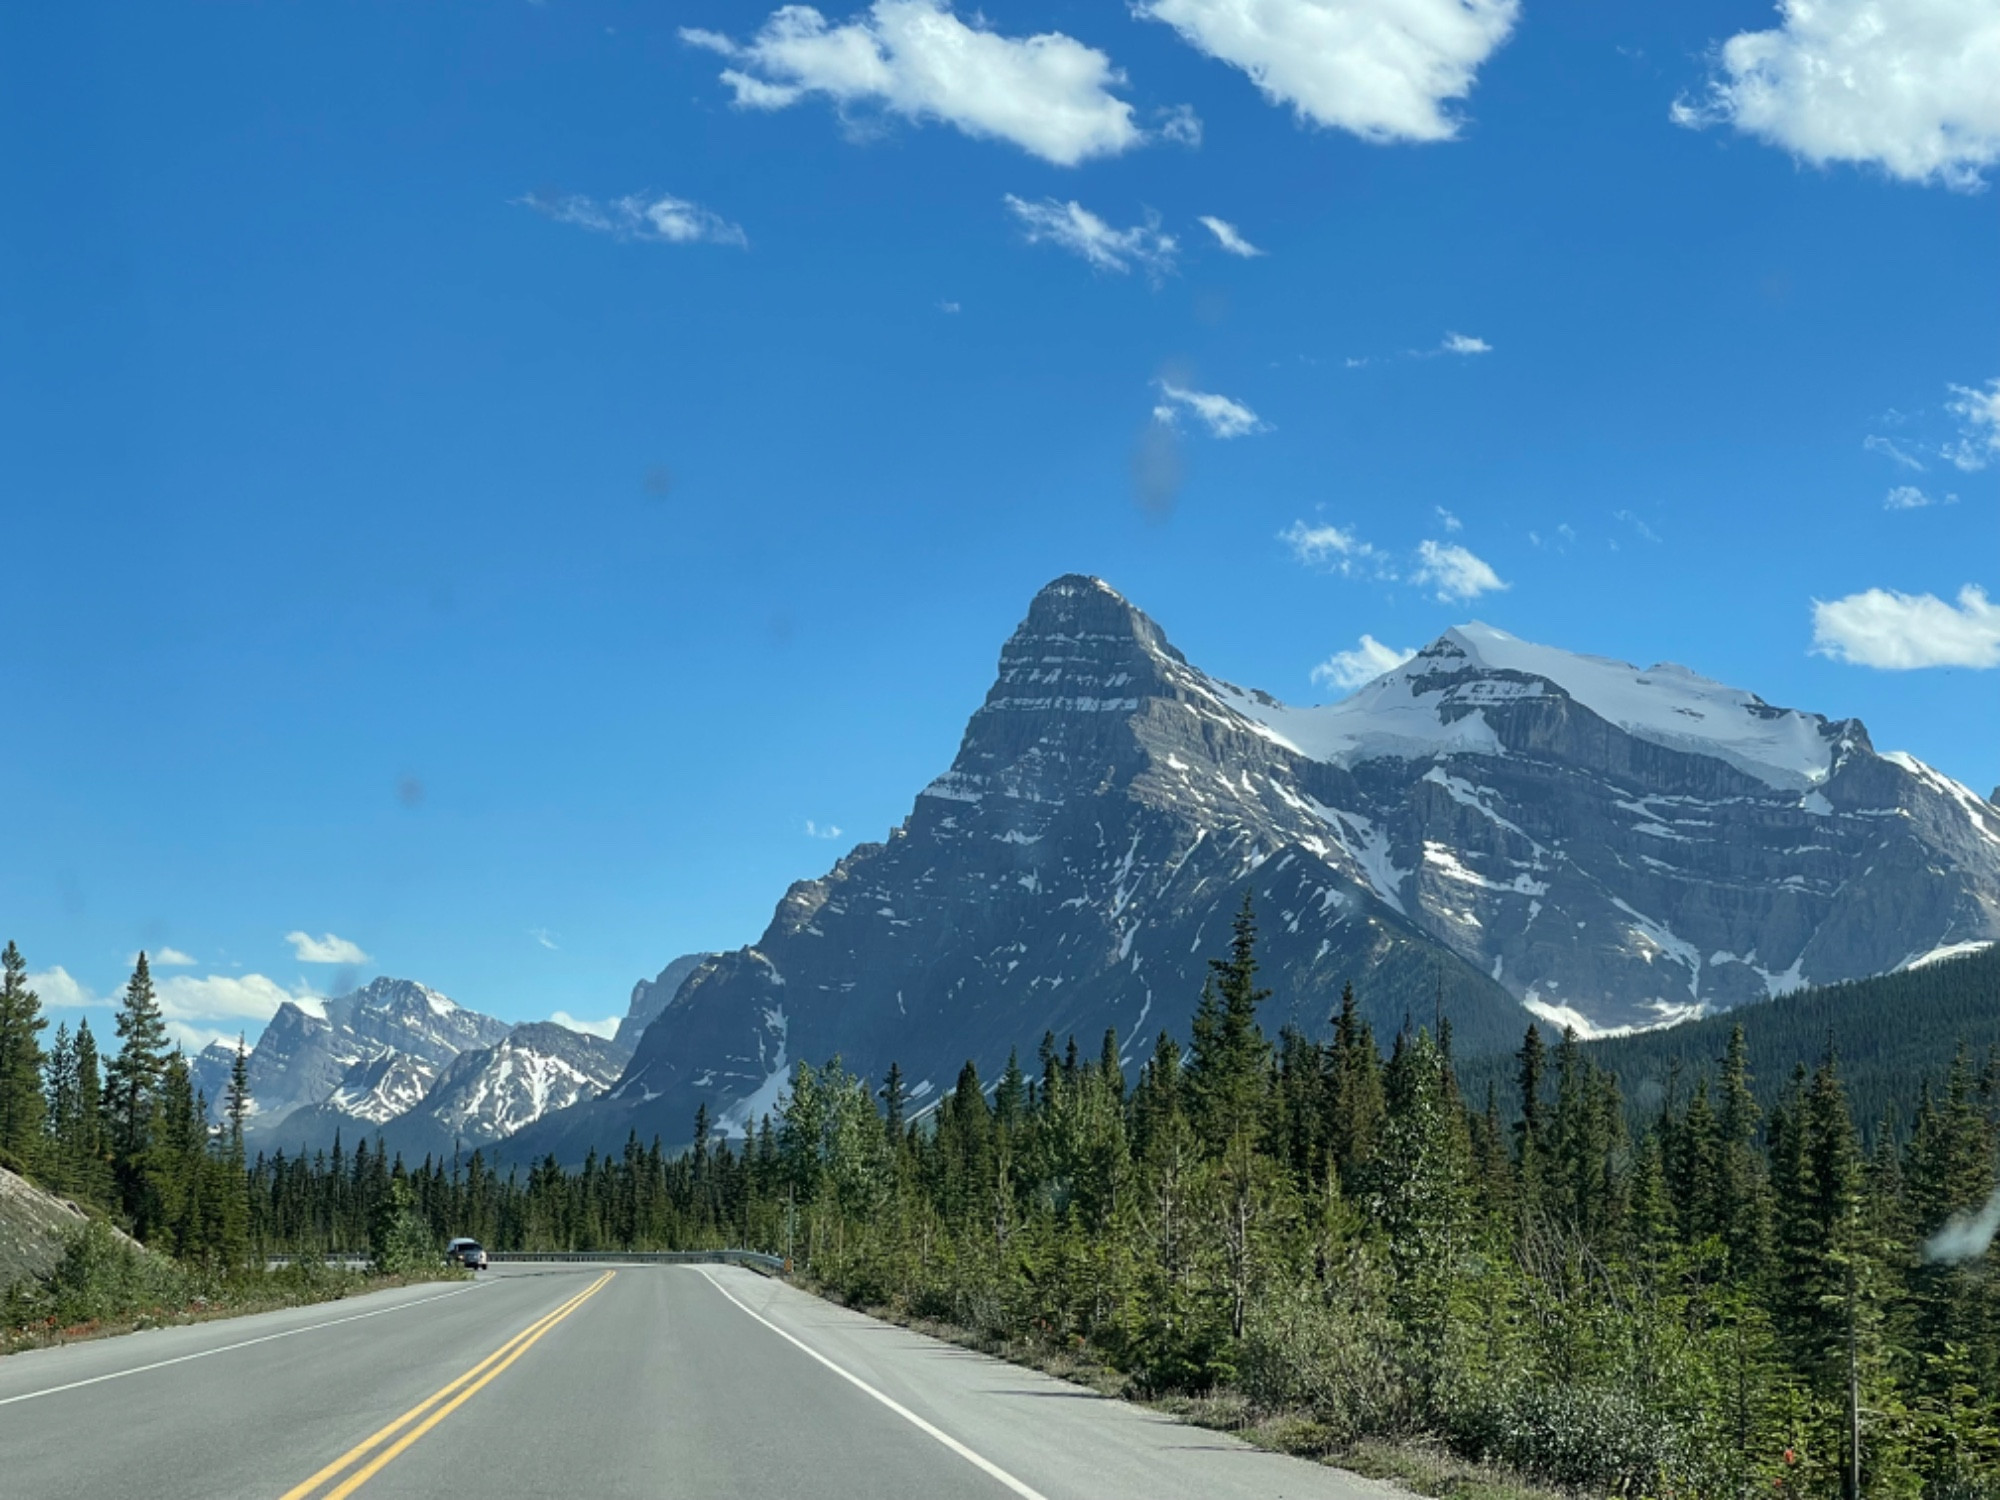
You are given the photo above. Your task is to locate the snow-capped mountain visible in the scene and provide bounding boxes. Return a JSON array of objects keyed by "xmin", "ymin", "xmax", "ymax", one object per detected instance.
[
  {"xmin": 504, "ymin": 574, "xmax": 2000, "ymax": 1162},
  {"xmin": 361, "ymin": 1023, "xmax": 628, "ymax": 1160},
  {"xmin": 236, "ymin": 976, "xmax": 636, "ymax": 1158},
  {"xmin": 244, "ymin": 977, "xmax": 512, "ymax": 1133}
]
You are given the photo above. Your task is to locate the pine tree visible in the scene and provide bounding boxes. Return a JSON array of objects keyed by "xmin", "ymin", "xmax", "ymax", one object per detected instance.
[
  {"xmin": 1186, "ymin": 891, "xmax": 1271, "ymax": 1150},
  {"xmin": 106, "ymin": 953, "xmax": 171, "ymax": 1169},
  {"xmin": 880, "ymin": 1061, "xmax": 906, "ymax": 1143},
  {"xmin": 225, "ymin": 1035, "xmax": 251, "ymax": 1162},
  {"xmin": 72, "ymin": 1019, "xmax": 107, "ymax": 1203},
  {"xmin": 0, "ymin": 940, "xmax": 48, "ymax": 1172},
  {"xmin": 1324, "ymin": 983, "xmax": 1384, "ymax": 1193},
  {"xmin": 1514, "ymin": 1023, "xmax": 1548, "ymax": 1223},
  {"xmin": 1714, "ymin": 1023, "xmax": 1771, "ymax": 1273}
]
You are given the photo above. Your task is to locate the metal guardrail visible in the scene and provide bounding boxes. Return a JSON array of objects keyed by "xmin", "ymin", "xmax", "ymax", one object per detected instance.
[
  {"xmin": 264, "ymin": 1248, "xmax": 786, "ymax": 1273},
  {"xmin": 485, "ymin": 1250, "xmax": 786, "ymax": 1272}
]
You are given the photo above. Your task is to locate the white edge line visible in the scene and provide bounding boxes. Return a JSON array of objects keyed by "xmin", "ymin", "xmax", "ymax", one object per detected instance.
[
  {"xmin": 697, "ymin": 1268, "xmax": 1050, "ymax": 1500},
  {"xmin": 0, "ymin": 1281, "xmax": 484, "ymax": 1407}
]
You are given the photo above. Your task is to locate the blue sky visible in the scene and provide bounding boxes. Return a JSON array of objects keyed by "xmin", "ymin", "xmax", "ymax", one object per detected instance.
[{"xmin": 3, "ymin": 0, "xmax": 1995, "ymax": 1047}]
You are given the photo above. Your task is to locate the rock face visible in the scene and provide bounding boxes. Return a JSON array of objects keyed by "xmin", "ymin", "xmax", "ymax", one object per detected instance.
[
  {"xmin": 615, "ymin": 954, "xmax": 718, "ymax": 1053},
  {"xmin": 507, "ymin": 575, "xmax": 2000, "ymax": 1163}
]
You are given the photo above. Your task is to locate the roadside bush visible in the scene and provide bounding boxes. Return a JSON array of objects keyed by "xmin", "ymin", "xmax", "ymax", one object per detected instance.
[
  {"xmin": 369, "ymin": 1179, "xmax": 436, "ymax": 1276},
  {"xmin": 13, "ymin": 1220, "xmax": 198, "ymax": 1329},
  {"xmin": 1238, "ymin": 1273, "xmax": 1412, "ymax": 1445},
  {"xmin": 1442, "ymin": 1373, "xmax": 1710, "ymax": 1493}
]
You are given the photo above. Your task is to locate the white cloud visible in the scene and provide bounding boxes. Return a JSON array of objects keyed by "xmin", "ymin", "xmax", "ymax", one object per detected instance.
[
  {"xmin": 1197, "ymin": 215, "xmax": 1265, "ymax": 257},
  {"xmin": 27, "ymin": 967, "xmax": 107, "ymax": 1011},
  {"xmin": 937, "ymin": 299, "xmax": 961, "ymax": 313},
  {"xmin": 1944, "ymin": 378, "xmax": 2000, "ymax": 470},
  {"xmin": 1137, "ymin": 0, "xmax": 1519, "ymax": 144},
  {"xmin": 1435, "ymin": 506, "xmax": 1462, "ymax": 532},
  {"xmin": 40, "ymin": 964, "xmax": 312, "ymax": 1051},
  {"xmin": 1413, "ymin": 539, "xmax": 1507, "ymax": 601},
  {"xmin": 1311, "ymin": 635, "xmax": 1417, "ymax": 691},
  {"xmin": 1441, "ymin": 331, "xmax": 1491, "ymax": 354},
  {"xmin": 549, "ymin": 1011, "xmax": 622, "ymax": 1040},
  {"xmin": 1812, "ymin": 584, "xmax": 2000, "ymax": 669},
  {"xmin": 1154, "ymin": 380, "xmax": 1267, "ymax": 438},
  {"xmin": 1279, "ymin": 520, "xmax": 1387, "ymax": 577},
  {"xmin": 133, "ymin": 947, "xmax": 198, "ymax": 967},
  {"xmin": 682, "ymin": 1, "xmax": 1144, "ymax": 166},
  {"xmin": 519, "ymin": 191, "xmax": 749, "ymax": 247},
  {"xmin": 1158, "ymin": 103, "xmax": 1204, "ymax": 146},
  {"xmin": 286, "ymin": 931, "xmax": 371, "ymax": 965},
  {"xmin": 1864, "ymin": 433, "xmax": 1926, "ymax": 471},
  {"xmin": 157, "ymin": 974, "xmax": 301, "ymax": 1028},
  {"xmin": 804, "ymin": 819, "xmax": 845, "ymax": 839},
  {"xmin": 529, "ymin": 928, "xmax": 560, "ymax": 951},
  {"xmin": 1672, "ymin": 0, "xmax": 2000, "ymax": 190},
  {"xmin": 1002, "ymin": 195, "xmax": 1177, "ymax": 275},
  {"xmin": 1884, "ymin": 485, "xmax": 1956, "ymax": 510}
]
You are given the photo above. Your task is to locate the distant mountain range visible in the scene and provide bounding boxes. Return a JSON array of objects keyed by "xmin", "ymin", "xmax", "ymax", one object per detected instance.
[
  {"xmin": 216, "ymin": 576, "xmax": 2000, "ymax": 1165},
  {"xmin": 498, "ymin": 575, "xmax": 2000, "ymax": 1162},
  {"xmin": 204, "ymin": 974, "xmax": 671, "ymax": 1159}
]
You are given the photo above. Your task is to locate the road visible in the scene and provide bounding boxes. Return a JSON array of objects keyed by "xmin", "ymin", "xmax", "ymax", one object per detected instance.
[{"xmin": 0, "ymin": 1263, "xmax": 1392, "ymax": 1500}]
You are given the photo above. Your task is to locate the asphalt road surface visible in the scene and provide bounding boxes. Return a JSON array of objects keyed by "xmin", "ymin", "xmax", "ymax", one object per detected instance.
[{"xmin": 0, "ymin": 1263, "xmax": 1393, "ymax": 1500}]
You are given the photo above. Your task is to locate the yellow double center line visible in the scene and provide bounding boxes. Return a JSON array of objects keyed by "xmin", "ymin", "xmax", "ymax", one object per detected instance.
[{"xmin": 280, "ymin": 1270, "xmax": 614, "ymax": 1500}]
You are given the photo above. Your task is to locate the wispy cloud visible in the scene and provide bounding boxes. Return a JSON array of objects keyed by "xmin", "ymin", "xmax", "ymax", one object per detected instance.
[
  {"xmin": 519, "ymin": 190, "xmax": 748, "ymax": 247},
  {"xmin": 1153, "ymin": 380, "xmax": 1267, "ymax": 438},
  {"xmin": 804, "ymin": 819, "xmax": 844, "ymax": 839},
  {"xmin": 1440, "ymin": 331, "xmax": 1491, "ymax": 354},
  {"xmin": 550, "ymin": 1011, "xmax": 621, "ymax": 1040},
  {"xmin": 528, "ymin": 928, "xmax": 560, "ymax": 951},
  {"xmin": 1197, "ymin": 215, "xmax": 1264, "ymax": 257},
  {"xmin": 1812, "ymin": 584, "xmax": 2000, "ymax": 669},
  {"xmin": 1944, "ymin": 378, "xmax": 2000, "ymax": 471},
  {"xmin": 1003, "ymin": 195, "xmax": 1176, "ymax": 276},
  {"xmin": 1671, "ymin": 0, "xmax": 2000, "ymax": 191},
  {"xmin": 1884, "ymin": 485, "xmax": 1955, "ymax": 511},
  {"xmin": 1614, "ymin": 509, "xmax": 1662, "ymax": 543},
  {"xmin": 1279, "ymin": 521, "xmax": 1387, "ymax": 578},
  {"xmin": 132, "ymin": 947, "xmax": 198, "ymax": 967},
  {"xmin": 1157, "ymin": 104, "xmax": 1204, "ymax": 146},
  {"xmin": 1864, "ymin": 433, "xmax": 1926, "ymax": 472},
  {"xmin": 1413, "ymin": 539, "xmax": 1507, "ymax": 602},
  {"xmin": 682, "ymin": 1, "xmax": 1146, "ymax": 166},
  {"xmin": 1137, "ymin": 0, "xmax": 1520, "ymax": 145},
  {"xmin": 286, "ymin": 931, "xmax": 371, "ymax": 965},
  {"xmin": 1435, "ymin": 506, "xmax": 1462, "ymax": 533},
  {"xmin": 1311, "ymin": 635, "xmax": 1417, "ymax": 691}
]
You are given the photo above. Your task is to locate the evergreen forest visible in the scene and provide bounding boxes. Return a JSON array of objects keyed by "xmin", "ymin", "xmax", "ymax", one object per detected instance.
[{"xmin": 4, "ymin": 918, "xmax": 1999, "ymax": 1496}]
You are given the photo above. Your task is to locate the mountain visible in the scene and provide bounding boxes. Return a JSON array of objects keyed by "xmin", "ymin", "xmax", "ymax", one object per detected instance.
[
  {"xmin": 244, "ymin": 977, "xmax": 512, "ymax": 1135},
  {"xmin": 234, "ymin": 977, "xmax": 634, "ymax": 1159},
  {"xmin": 365, "ymin": 1022, "xmax": 628, "ymax": 1160},
  {"xmin": 501, "ymin": 574, "xmax": 1998, "ymax": 1160},
  {"xmin": 189, "ymin": 1039, "xmax": 243, "ymax": 1118},
  {"xmin": 615, "ymin": 953, "xmax": 717, "ymax": 1052}
]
